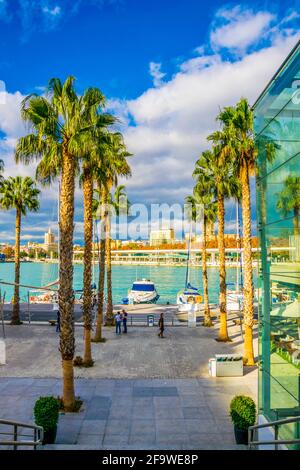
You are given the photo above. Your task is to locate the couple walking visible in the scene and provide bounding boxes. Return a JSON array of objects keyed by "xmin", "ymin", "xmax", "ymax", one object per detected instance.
[{"xmin": 115, "ymin": 309, "xmax": 128, "ymax": 335}]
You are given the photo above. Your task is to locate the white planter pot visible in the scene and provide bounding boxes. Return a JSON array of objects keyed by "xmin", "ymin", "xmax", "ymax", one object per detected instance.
[
  {"xmin": 0, "ymin": 340, "xmax": 6, "ymax": 365},
  {"xmin": 214, "ymin": 354, "xmax": 243, "ymax": 377}
]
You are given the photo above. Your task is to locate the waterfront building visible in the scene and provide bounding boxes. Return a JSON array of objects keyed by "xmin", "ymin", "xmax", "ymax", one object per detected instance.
[
  {"xmin": 149, "ymin": 228, "xmax": 175, "ymax": 246},
  {"xmin": 254, "ymin": 40, "xmax": 300, "ymax": 448}
]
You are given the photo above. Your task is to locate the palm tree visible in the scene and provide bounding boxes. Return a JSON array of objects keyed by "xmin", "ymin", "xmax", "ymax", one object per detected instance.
[
  {"xmin": 0, "ymin": 176, "xmax": 39, "ymax": 324},
  {"xmin": 15, "ymin": 77, "xmax": 105, "ymax": 410},
  {"xmin": 185, "ymin": 187, "xmax": 216, "ymax": 327},
  {"xmin": 218, "ymin": 99, "xmax": 257, "ymax": 365},
  {"xmin": 277, "ymin": 176, "xmax": 300, "ymax": 235},
  {"xmin": 95, "ymin": 133, "xmax": 132, "ymax": 326},
  {"xmin": 92, "ymin": 183, "xmax": 107, "ymax": 342},
  {"xmin": 195, "ymin": 146, "xmax": 240, "ymax": 341},
  {"xmin": 196, "ymin": 186, "xmax": 217, "ymax": 327},
  {"xmin": 80, "ymin": 106, "xmax": 115, "ymax": 364},
  {"xmin": 105, "ymin": 184, "xmax": 131, "ymax": 325}
]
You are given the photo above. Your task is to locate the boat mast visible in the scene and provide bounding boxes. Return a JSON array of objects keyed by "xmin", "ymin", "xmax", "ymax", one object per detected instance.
[
  {"xmin": 185, "ymin": 222, "xmax": 192, "ymax": 289},
  {"xmin": 236, "ymin": 200, "xmax": 243, "ymax": 292},
  {"xmin": 236, "ymin": 200, "xmax": 239, "ymax": 293}
]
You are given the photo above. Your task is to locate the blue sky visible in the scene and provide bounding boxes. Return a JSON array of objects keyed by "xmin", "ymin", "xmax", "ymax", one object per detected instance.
[{"xmin": 0, "ymin": 0, "xmax": 300, "ymax": 242}]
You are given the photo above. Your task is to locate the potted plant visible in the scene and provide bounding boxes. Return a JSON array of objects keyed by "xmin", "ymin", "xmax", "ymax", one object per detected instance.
[
  {"xmin": 34, "ymin": 396, "xmax": 59, "ymax": 444},
  {"xmin": 229, "ymin": 395, "xmax": 256, "ymax": 445}
]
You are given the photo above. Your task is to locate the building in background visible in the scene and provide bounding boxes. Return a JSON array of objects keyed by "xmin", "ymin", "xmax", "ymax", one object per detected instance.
[
  {"xmin": 254, "ymin": 40, "xmax": 300, "ymax": 449},
  {"xmin": 149, "ymin": 228, "xmax": 175, "ymax": 246},
  {"xmin": 43, "ymin": 228, "xmax": 58, "ymax": 253}
]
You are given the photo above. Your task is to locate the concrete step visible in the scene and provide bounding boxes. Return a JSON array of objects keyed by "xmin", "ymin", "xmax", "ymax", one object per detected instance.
[{"xmin": 42, "ymin": 444, "xmax": 248, "ymax": 451}]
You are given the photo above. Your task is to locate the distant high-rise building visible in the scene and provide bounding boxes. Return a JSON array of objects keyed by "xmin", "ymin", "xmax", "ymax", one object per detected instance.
[
  {"xmin": 43, "ymin": 228, "xmax": 58, "ymax": 252},
  {"xmin": 150, "ymin": 228, "xmax": 175, "ymax": 246}
]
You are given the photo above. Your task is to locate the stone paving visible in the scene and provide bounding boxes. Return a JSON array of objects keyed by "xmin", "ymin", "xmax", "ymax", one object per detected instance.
[
  {"xmin": 0, "ymin": 319, "xmax": 257, "ymax": 378},
  {"xmin": 0, "ymin": 320, "xmax": 257, "ymax": 449},
  {"xmin": 0, "ymin": 377, "xmax": 255, "ymax": 449}
]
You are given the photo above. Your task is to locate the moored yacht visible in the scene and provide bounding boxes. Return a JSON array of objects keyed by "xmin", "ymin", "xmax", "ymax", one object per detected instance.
[{"xmin": 125, "ymin": 279, "xmax": 159, "ymax": 304}]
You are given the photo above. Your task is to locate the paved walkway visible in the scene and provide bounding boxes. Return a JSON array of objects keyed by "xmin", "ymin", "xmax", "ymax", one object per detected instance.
[
  {"xmin": 0, "ymin": 320, "xmax": 257, "ymax": 378},
  {"xmin": 0, "ymin": 377, "xmax": 253, "ymax": 449},
  {"xmin": 0, "ymin": 320, "xmax": 257, "ymax": 449}
]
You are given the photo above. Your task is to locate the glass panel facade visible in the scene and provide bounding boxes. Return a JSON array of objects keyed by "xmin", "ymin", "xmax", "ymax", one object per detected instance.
[{"xmin": 254, "ymin": 42, "xmax": 300, "ymax": 449}]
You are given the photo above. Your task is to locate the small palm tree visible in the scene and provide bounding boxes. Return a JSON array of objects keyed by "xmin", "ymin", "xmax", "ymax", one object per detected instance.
[
  {"xmin": 185, "ymin": 188, "xmax": 216, "ymax": 327},
  {"xmin": 277, "ymin": 176, "xmax": 300, "ymax": 235},
  {"xmin": 92, "ymin": 183, "xmax": 107, "ymax": 342},
  {"xmin": 105, "ymin": 184, "xmax": 130, "ymax": 323},
  {"xmin": 94, "ymin": 133, "xmax": 131, "ymax": 326},
  {"xmin": 0, "ymin": 176, "xmax": 39, "ymax": 324},
  {"xmin": 195, "ymin": 184, "xmax": 217, "ymax": 327}
]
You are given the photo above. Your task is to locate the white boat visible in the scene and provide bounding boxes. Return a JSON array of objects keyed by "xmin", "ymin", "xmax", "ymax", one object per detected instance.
[
  {"xmin": 29, "ymin": 289, "xmax": 58, "ymax": 304},
  {"xmin": 176, "ymin": 222, "xmax": 203, "ymax": 317},
  {"xmin": 126, "ymin": 279, "xmax": 159, "ymax": 304},
  {"xmin": 227, "ymin": 289, "xmax": 243, "ymax": 312},
  {"xmin": 176, "ymin": 284, "xmax": 203, "ymax": 312}
]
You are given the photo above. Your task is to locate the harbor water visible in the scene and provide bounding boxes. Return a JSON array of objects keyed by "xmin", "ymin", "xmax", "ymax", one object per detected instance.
[{"xmin": 0, "ymin": 262, "xmax": 258, "ymax": 304}]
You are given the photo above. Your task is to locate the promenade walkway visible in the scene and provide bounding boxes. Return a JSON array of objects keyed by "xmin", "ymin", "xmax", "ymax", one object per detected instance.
[{"xmin": 0, "ymin": 320, "xmax": 257, "ymax": 449}]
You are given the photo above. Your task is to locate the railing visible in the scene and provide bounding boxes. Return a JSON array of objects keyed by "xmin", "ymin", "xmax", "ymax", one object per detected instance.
[
  {"xmin": 248, "ymin": 415, "xmax": 300, "ymax": 450},
  {"xmin": 0, "ymin": 419, "xmax": 43, "ymax": 450}
]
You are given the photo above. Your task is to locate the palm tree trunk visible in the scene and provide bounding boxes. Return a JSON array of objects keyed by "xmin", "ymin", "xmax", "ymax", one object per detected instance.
[
  {"xmin": 106, "ymin": 205, "xmax": 114, "ymax": 325},
  {"xmin": 93, "ymin": 184, "xmax": 106, "ymax": 341},
  {"xmin": 202, "ymin": 214, "xmax": 212, "ymax": 327},
  {"xmin": 217, "ymin": 192, "xmax": 230, "ymax": 341},
  {"xmin": 59, "ymin": 144, "xmax": 76, "ymax": 410},
  {"xmin": 241, "ymin": 166, "xmax": 255, "ymax": 365},
  {"xmin": 82, "ymin": 171, "xmax": 93, "ymax": 365},
  {"xmin": 12, "ymin": 207, "xmax": 21, "ymax": 325},
  {"xmin": 207, "ymin": 219, "xmax": 214, "ymax": 238}
]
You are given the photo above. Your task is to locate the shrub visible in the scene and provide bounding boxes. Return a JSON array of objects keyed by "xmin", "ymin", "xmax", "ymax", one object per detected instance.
[
  {"xmin": 34, "ymin": 396, "xmax": 59, "ymax": 431},
  {"xmin": 229, "ymin": 395, "xmax": 256, "ymax": 430},
  {"xmin": 73, "ymin": 355, "xmax": 94, "ymax": 367},
  {"xmin": 73, "ymin": 355, "xmax": 83, "ymax": 366},
  {"xmin": 56, "ymin": 396, "xmax": 83, "ymax": 412}
]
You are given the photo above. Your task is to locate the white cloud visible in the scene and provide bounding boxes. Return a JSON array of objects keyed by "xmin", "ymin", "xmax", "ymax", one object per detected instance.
[
  {"xmin": 210, "ymin": 6, "xmax": 275, "ymax": 53},
  {"xmin": 0, "ymin": 91, "xmax": 25, "ymax": 137},
  {"xmin": 149, "ymin": 62, "xmax": 166, "ymax": 88},
  {"xmin": 116, "ymin": 31, "xmax": 300, "ymax": 208},
  {"xmin": 42, "ymin": 6, "xmax": 61, "ymax": 17},
  {"xmin": 0, "ymin": 90, "xmax": 33, "ymax": 179},
  {"xmin": 1, "ymin": 5, "xmax": 300, "ymax": 241}
]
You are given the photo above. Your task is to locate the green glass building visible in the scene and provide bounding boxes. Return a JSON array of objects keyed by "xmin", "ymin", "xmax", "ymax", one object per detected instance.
[{"xmin": 253, "ymin": 40, "xmax": 300, "ymax": 447}]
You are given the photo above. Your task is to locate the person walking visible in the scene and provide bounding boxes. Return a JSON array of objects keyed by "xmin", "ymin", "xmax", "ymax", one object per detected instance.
[
  {"xmin": 115, "ymin": 311, "xmax": 122, "ymax": 335},
  {"xmin": 158, "ymin": 312, "xmax": 165, "ymax": 338},
  {"xmin": 122, "ymin": 309, "xmax": 128, "ymax": 333},
  {"xmin": 56, "ymin": 308, "xmax": 61, "ymax": 333}
]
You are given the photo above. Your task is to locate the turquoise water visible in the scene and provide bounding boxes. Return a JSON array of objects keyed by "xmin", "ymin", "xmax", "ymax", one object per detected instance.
[{"xmin": 0, "ymin": 262, "xmax": 258, "ymax": 304}]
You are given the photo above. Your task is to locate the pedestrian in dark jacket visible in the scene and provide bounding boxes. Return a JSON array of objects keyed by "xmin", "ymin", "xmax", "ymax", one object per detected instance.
[
  {"xmin": 158, "ymin": 312, "xmax": 164, "ymax": 338},
  {"xmin": 56, "ymin": 309, "xmax": 61, "ymax": 333},
  {"xmin": 122, "ymin": 309, "xmax": 128, "ymax": 333}
]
